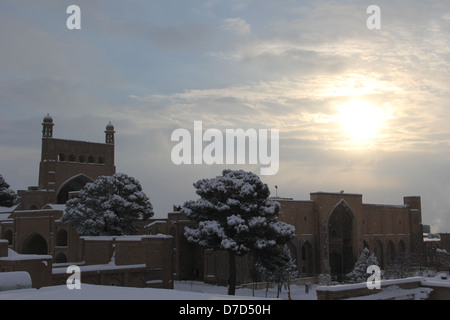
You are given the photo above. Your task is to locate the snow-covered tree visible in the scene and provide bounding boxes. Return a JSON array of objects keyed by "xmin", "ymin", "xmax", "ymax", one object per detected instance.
[
  {"xmin": 0, "ymin": 174, "xmax": 18, "ymax": 207},
  {"xmin": 346, "ymin": 247, "xmax": 379, "ymax": 283},
  {"xmin": 255, "ymin": 244, "xmax": 298, "ymax": 298},
  {"xmin": 385, "ymin": 252, "xmax": 419, "ymax": 279},
  {"xmin": 61, "ymin": 173, "xmax": 153, "ymax": 236},
  {"xmin": 182, "ymin": 169, "xmax": 295, "ymax": 295},
  {"xmin": 435, "ymin": 248, "xmax": 450, "ymax": 269}
]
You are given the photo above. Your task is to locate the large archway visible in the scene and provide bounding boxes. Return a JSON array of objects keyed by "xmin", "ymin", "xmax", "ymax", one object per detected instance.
[
  {"xmin": 328, "ymin": 200, "xmax": 354, "ymax": 281},
  {"xmin": 22, "ymin": 232, "xmax": 48, "ymax": 255},
  {"xmin": 56, "ymin": 174, "xmax": 94, "ymax": 204}
]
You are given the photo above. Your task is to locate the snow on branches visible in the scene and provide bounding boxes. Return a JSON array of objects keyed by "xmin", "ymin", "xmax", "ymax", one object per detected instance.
[
  {"xmin": 182, "ymin": 169, "xmax": 295, "ymax": 255},
  {"xmin": 182, "ymin": 169, "xmax": 295, "ymax": 295},
  {"xmin": 61, "ymin": 173, "xmax": 154, "ymax": 236},
  {"xmin": 346, "ymin": 247, "xmax": 379, "ymax": 283},
  {"xmin": 0, "ymin": 174, "xmax": 18, "ymax": 207}
]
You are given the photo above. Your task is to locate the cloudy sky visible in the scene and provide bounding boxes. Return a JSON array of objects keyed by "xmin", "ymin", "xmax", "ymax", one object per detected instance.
[{"xmin": 1, "ymin": 1, "xmax": 450, "ymax": 232}]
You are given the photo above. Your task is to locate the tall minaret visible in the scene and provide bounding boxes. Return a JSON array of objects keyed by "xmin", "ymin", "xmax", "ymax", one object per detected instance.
[
  {"xmin": 105, "ymin": 122, "xmax": 115, "ymax": 144},
  {"xmin": 39, "ymin": 114, "xmax": 55, "ymax": 192},
  {"xmin": 42, "ymin": 113, "xmax": 54, "ymax": 138}
]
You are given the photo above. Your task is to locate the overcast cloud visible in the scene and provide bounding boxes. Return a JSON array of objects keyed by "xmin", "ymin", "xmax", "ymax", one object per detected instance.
[{"xmin": 1, "ymin": 0, "xmax": 450, "ymax": 232}]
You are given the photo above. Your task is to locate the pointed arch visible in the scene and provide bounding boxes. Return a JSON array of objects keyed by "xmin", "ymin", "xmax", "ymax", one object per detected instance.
[
  {"xmin": 398, "ymin": 239, "xmax": 407, "ymax": 256},
  {"xmin": 328, "ymin": 200, "xmax": 355, "ymax": 280},
  {"xmin": 55, "ymin": 252, "xmax": 68, "ymax": 263},
  {"xmin": 56, "ymin": 174, "xmax": 94, "ymax": 204},
  {"xmin": 301, "ymin": 241, "xmax": 313, "ymax": 275},
  {"xmin": 108, "ymin": 277, "xmax": 122, "ymax": 286},
  {"xmin": 387, "ymin": 240, "xmax": 395, "ymax": 263},
  {"xmin": 363, "ymin": 240, "xmax": 370, "ymax": 251},
  {"xmin": 330, "ymin": 199, "xmax": 355, "ymax": 220},
  {"xmin": 374, "ymin": 240, "xmax": 384, "ymax": 268},
  {"xmin": 29, "ymin": 204, "xmax": 39, "ymax": 210},
  {"xmin": 21, "ymin": 232, "xmax": 48, "ymax": 255}
]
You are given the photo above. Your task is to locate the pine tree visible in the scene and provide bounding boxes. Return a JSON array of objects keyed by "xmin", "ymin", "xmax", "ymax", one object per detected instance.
[
  {"xmin": 0, "ymin": 174, "xmax": 18, "ymax": 207},
  {"xmin": 346, "ymin": 247, "xmax": 379, "ymax": 283},
  {"xmin": 255, "ymin": 244, "xmax": 298, "ymax": 298},
  {"xmin": 182, "ymin": 169, "xmax": 295, "ymax": 295},
  {"xmin": 386, "ymin": 252, "xmax": 418, "ymax": 279},
  {"xmin": 61, "ymin": 173, "xmax": 154, "ymax": 236}
]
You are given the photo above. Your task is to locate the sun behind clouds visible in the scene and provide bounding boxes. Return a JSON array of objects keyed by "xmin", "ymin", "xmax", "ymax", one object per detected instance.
[{"xmin": 335, "ymin": 99, "xmax": 391, "ymax": 147}]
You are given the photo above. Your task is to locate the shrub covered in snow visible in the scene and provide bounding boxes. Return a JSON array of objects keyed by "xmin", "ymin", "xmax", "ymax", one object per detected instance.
[
  {"xmin": 182, "ymin": 169, "xmax": 295, "ymax": 295},
  {"xmin": 61, "ymin": 173, "xmax": 154, "ymax": 236},
  {"xmin": 255, "ymin": 244, "xmax": 298, "ymax": 298},
  {"xmin": 346, "ymin": 247, "xmax": 379, "ymax": 283},
  {"xmin": 0, "ymin": 174, "xmax": 18, "ymax": 207}
]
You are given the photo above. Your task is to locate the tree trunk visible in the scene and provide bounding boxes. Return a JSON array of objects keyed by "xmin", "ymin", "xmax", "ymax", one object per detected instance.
[
  {"xmin": 228, "ymin": 252, "xmax": 236, "ymax": 295},
  {"xmin": 287, "ymin": 274, "xmax": 292, "ymax": 300}
]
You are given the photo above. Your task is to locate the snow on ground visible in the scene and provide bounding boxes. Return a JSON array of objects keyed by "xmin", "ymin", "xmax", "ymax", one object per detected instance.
[
  {"xmin": 174, "ymin": 281, "xmax": 317, "ymax": 300},
  {"xmin": 0, "ymin": 284, "xmax": 253, "ymax": 300},
  {"xmin": 0, "ymin": 281, "xmax": 317, "ymax": 300},
  {"xmin": 2, "ymin": 273, "xmax": 449, "ymax": 300}
]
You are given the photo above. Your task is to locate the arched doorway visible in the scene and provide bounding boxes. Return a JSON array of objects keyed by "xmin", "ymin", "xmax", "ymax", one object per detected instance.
[
  {"xmin": 363, "ymin": 240, "xmax": 369, "ymax": 251},
  {"xmin": 374, "ymin": 240, "xmax": 384, "ymax": 268},
  {"xmin": 301, "ymin": 241, "xmax": 313, "ymax": 275},
  {"xmin": 56, "ymin": 174, "xmax": 94, "ymax": 204},
  {"xmin": 398, "ymin": 240, "xmax": 406, "ymax": 257},
  {"xmin": 22, "ymin": 232, "xmax": 48, "ymax": 255},
  {"xmin": 387, "ymin": 240, "xmax": 395, "ymax": 264},
  {"xmin": 55, "ymin": 252, "xmax": 68, "ymax": 263},
  {"xmin": 328, "ymin": 201, "xmax": 354, "ymax": 281}
]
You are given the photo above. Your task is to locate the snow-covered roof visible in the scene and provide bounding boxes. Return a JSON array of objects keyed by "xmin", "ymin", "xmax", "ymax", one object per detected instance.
[
  {"xmin": 0, "ymin": 213, "xmax": 13, "ymax": 222},
  {"xmin": 80, "ymin": 236, "xmax": 115, "ymax": 241},
  {"xmin": 422, "ymin": 273, "xmax": 450, "ymax": 288},
  {"xmin": 144, "ymin": 220, "xmax": 167, "ymax": 228},
  {"xmin": 52, "ymin": 263, "xmax": 147, "ymax": 275},
  {"xmin": 0, "ymin": 272, "xmax": 32, "ymax": 291},
  {"xmin": 0, "ymin": 249, "xmax": 52, "ymax": 261},
  {"xmin": 42, "ymin": 204, "xmax": 66, "ymax": 211},
  {"xmin": 80, "ymin": 234, "xmax": 173, "ymax": 242},
  {"xmin": 0, "ymin": 204, "xmax": 18, "ymax": 213}
]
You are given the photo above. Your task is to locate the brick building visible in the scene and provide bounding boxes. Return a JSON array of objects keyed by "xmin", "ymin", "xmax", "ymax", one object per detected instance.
[
  {"xmin": 0, "ymin": 115, "xmax": 173, "ymax": 289},
  {"xmin": 17, "ymin": 114, "xmax": 116, "ymax": 210},
  {"xmin": 277, "ymin": 192, "xmax": 424, "ymax": 280},
  {"xmin": 198, "ymin": 193, "xmax": 425, "ymax": 284},
  {"xmin": 0, "ymin": 115, "xmax": 431, "ymax": 290}
]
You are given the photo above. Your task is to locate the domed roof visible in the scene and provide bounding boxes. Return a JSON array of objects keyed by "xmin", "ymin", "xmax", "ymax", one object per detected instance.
[
  {"xmin": 106, "ymin": 121, "xmax": 114, "ymax": 130},
  {"xmin": 43, "ymin": 113, "xmax": 53, "ymax": 123}
]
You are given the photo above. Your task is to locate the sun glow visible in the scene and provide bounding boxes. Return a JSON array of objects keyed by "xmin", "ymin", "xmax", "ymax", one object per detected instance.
[{"xmin": 335, "ymin": 100, "xmax": 388, "ymax": 146}]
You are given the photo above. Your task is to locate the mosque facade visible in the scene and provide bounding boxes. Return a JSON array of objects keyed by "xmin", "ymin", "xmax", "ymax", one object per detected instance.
[{"xmin": 0, "ymin": 115, "xmax": 437, "ymax": 289}]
